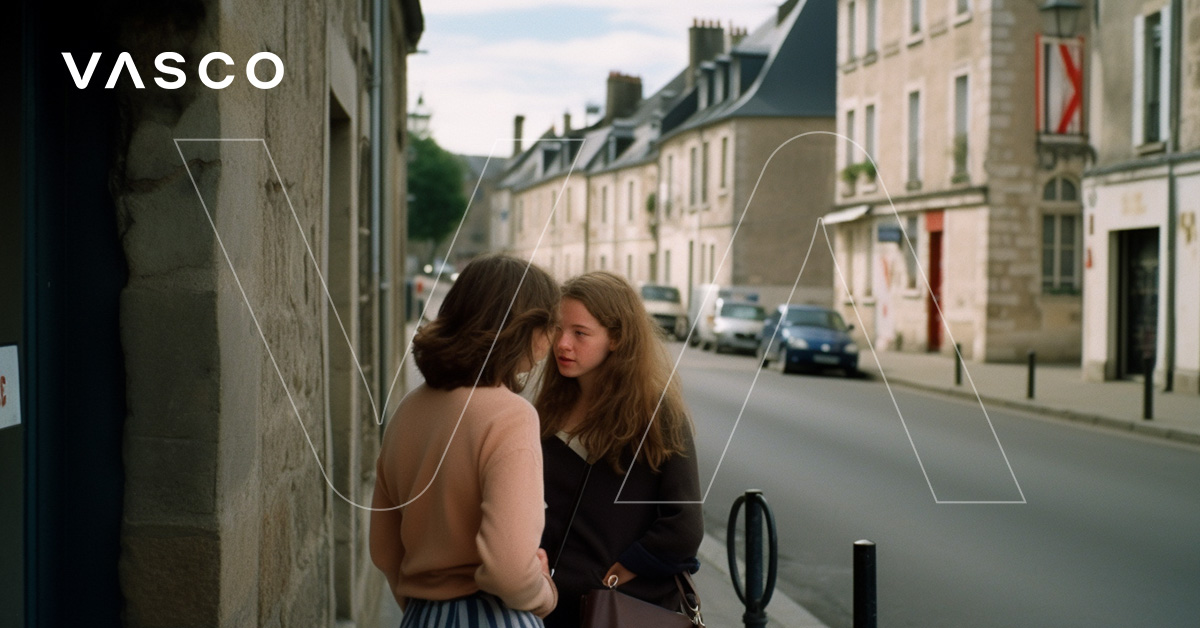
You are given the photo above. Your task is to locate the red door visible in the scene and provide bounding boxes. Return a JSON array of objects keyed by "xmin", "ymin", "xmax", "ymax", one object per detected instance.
[{"xmin": 926, "ymin": 211, "xmax": 944, "ymax": 352}]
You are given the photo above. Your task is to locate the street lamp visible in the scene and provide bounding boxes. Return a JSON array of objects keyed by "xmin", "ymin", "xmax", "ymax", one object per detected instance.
[{"xmin": 1039, "ymin": 0, "xmax": 1083, "ymax": 38}]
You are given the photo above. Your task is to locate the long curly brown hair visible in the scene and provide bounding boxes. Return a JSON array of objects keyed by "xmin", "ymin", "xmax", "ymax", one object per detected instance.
[
  {"xmin": 412, "ymin": 254, "xmax": 558, "ymax": 392},
  {"xmin": 534, "ymin": 272, "xmax": 691, "ymax": 473}
]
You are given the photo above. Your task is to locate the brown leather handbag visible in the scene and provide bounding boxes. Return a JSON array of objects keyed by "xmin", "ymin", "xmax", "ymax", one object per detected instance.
[{"xmin": 580, "ymin": 572, "xmax": 704, "ymax": 628}]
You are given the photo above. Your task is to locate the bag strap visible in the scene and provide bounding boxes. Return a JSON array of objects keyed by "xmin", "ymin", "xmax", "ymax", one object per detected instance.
[
  {"xmin": 675, "ymin": 572, "xmax": 705, "ymax": 626},
  {"xmin": 550, "ymin": 460, "xmax": 593, "ymax": 577}
]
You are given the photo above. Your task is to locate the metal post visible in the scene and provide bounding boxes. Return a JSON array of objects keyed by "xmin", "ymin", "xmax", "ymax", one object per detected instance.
[
  {"xmin": 1027, "ymin": 350, "xmax": 1036, "ymax": 399},
  {"xmin": 1144, "ymin": 354, "xmax": 1155, "ymax": 420},
  {"xmin": 853, "ymin": 540, "xmax": 877, "ymax": 628},
  {"xmin": 744, "ymin": 494, "xmax": 764, "ymax": 628},
  {"xmin": 727, "ymin": 490, "xmax": 778, "ymax": 628},
  {"xmin": 954, "ymin": 343, "xmax": 962, "ymax": 386}
]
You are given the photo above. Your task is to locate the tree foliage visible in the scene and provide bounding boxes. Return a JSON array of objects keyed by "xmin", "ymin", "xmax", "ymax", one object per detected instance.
[{"xmin": 407, "ymin": 135, "xmax": 468, "ymax": 253}]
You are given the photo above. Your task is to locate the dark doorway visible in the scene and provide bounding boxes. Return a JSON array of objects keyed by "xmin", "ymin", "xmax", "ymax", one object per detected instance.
[{"xmin": 1118, "ymin": 228, "xmax": 1159, "ymax": 378}]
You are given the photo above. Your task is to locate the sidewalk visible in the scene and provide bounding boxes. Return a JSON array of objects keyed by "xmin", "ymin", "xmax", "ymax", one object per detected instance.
[
  {"xmin": 371, "ymin": 532, "xmax": 829, "ymax": 628},
  {"xmin": 860, "ymin": 350, "xmax": 1200, "ymax": 446}
]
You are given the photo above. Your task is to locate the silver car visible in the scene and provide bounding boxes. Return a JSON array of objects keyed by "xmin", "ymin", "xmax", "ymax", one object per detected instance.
[{"xmin": 701, "ymin": 300, "xmax": 766, "ymax": 354}]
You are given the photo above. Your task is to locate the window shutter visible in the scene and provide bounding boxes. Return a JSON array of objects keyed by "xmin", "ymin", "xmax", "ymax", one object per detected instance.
[{"xmin": 1132, "ymin": 13, "xmax": 1145, "ymax": 146}]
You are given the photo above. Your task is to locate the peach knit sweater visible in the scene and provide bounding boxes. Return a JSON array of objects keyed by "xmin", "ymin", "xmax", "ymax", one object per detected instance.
[{"xmin": 370, "ymin": 384, "xmax": 557, "ymax": 616}]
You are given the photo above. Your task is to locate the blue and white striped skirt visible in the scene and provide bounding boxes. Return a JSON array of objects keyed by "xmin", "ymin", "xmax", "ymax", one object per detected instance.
[{"xmin": 399, "ymin": 591, "xmax": 544, "ymax": 628}]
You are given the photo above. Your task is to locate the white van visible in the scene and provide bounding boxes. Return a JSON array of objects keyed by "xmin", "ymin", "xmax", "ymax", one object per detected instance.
[{"xmin": 638, "ymin": 284, "xmax": 689, "ymax": 340}]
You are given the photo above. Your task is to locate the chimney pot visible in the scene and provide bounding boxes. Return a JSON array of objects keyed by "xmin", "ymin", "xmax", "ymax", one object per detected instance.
[{"xmin": 513, "ymin": 115, "xmax": 525, "ymax": 157}]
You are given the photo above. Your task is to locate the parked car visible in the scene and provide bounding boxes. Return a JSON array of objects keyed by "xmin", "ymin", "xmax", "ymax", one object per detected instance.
[
  {"xmin": 700, "ymin": 299, "xmax": 766, "ymax": 354},
  {"xmin": 688, "ymin": 284, "xmax": 761, "ymax": 347},
  {"xmin": 757, "ymin": 305, "xmax": 860, "ymax": 376},
  {"xmin": 639, "ymin": 284, "xmax": 689, "ymax": 340}
]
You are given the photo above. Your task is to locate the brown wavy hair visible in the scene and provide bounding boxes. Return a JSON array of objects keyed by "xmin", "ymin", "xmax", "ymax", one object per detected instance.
[
  {"xmin": 534, "ymin": 272, "xmax": 691, "ymax": 473},
  {"xmin": 412, "ymin": 255, "xmax": 558, "ymax": 392}
]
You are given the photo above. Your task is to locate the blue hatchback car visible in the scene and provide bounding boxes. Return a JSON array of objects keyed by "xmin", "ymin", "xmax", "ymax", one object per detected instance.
[{"xmin": 757, "ymin": 305, "xmax": 860, "ymax": 376}]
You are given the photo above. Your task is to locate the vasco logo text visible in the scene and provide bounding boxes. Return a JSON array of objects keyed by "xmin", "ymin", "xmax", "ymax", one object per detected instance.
[{"xmin": 62, "ymin": 52, "xmax": 285, "ymax": 90}]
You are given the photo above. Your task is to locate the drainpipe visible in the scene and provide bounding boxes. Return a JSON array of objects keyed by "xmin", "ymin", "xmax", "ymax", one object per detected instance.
[
  {"xmin": 370, "ymin": 0, "xmax": 385, "ymax": 402},
  {"xmin": 1164, "ymin": 0, "xmax": 1180, "ymax": 391}
]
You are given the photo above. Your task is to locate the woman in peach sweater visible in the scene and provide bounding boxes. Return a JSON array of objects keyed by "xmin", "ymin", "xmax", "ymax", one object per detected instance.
[{"xmin": 371, "ymin": 255, "xmax": 559, "ymax": 626}]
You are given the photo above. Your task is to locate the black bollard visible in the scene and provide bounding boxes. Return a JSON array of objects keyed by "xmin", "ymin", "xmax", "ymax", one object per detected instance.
[
  {"xmin": 954, "ymin": 343, "xmax": 963, "ymax": 386},
  {"xmin": 728, "ymin": 490, "xmax": 778, "ymax": 628},
  {"xmin": 1027, "ymin": 350, "xmax": 1036, "ymax": 399},
  {"xmin": 1144, "ymin": 354, "xmax": 1155, "ymax": 420},
  {"xmin": 853, "ymin": 540, "xmax": 877, "ymax": 628}
]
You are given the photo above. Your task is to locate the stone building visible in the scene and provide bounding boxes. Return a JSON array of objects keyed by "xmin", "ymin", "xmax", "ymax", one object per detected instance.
[
  {"xmin": 827, "ymin": 0, "xmax": 1088, "ymax": 362},
  {"xmin": 656, "ymin": 0, "xmax": 838, "ymax": 311},
  {"xmin": 501, "ymin": 0, "xmax": 838, "ymax": 319},
  {"xmin": 3, "ymin": 1, "xmax": 423, "ymax": 626},
  {"xmin": 1081, "ymin": 0, "xmax": 1200, "ymax": 392}
]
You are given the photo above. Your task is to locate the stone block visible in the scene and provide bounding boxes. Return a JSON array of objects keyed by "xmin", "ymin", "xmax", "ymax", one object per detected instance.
[
  {"xmin": 121, "ymin": 285, "xmax": 220, "ymax": 441},
  {"xmin": 120, "ymin": 165, "xmax": 220, "ymax": 279},
  {"xmin": 121, "ymin": 525, "xmax": 220, "ymax": 628},
  {"xmin": 124, "ymin": 435, "xmax": 217, "ymax": 524}
]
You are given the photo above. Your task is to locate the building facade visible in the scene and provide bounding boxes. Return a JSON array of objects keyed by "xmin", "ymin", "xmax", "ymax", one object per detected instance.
[
  {"xmin": 1081, "ymin": 0, "xmax": 1199, "ymax": 393},
  {"xmin": 502, "ymin": 0, "xmax": 837, "ymax": 320},
  {"xmin": 828, "ymin": 0, "xmax": 1088, "ymax": 362},
  {"xmin": 5, "ymin": 1, "xmax": 423, "ymax": 626}
]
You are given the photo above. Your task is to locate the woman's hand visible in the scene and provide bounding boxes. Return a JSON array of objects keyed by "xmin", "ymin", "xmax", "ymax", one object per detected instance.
[{"xmin": 602, "ymin": 562, "xmax": 637, "ymax": 587}]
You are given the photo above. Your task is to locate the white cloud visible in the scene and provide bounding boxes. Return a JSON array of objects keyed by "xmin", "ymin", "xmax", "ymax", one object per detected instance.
[{"xmin": 410, "ymin": 3, "xmax": 779, "ymax": 155}]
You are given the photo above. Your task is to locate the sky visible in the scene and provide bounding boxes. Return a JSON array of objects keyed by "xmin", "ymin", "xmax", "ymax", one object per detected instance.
[{"xmin": 408, "ymin": 1, "xmax": 784, "ymax": 157}]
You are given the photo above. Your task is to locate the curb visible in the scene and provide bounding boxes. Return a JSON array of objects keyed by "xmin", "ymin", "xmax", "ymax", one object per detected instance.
[
  {"xmin": 695, "ymin": 533, "xmax": 829, "ymax": 627},
  {"xmin": 873, "ymin": 375, "xmax": 1200, "ymax": 448}
]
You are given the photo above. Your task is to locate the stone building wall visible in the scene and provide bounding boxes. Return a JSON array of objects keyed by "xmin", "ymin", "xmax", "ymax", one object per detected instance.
[{"xmin": 113, "ymin": 1, "xmax": 417, "ymax": 626}]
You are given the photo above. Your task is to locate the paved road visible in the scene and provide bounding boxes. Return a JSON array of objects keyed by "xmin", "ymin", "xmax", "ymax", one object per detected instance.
[{"xmin": 675, "ymin": 344, "xmax": 1200, "ymax": 628}]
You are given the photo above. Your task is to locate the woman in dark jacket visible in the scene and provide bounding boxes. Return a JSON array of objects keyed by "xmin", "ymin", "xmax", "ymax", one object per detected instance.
[{"xmin": 535, "ymin": 272, "xmax": 703, "ymax": 627}]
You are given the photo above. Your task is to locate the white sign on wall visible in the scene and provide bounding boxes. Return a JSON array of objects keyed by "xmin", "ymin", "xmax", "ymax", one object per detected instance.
[{"xmin": 0, "ymin": 345, "xmax": 20, "ymax": 429}]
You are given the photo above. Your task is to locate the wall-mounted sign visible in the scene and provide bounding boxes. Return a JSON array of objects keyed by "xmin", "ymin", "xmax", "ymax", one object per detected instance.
[
  {"xmin": 0, "ymin": 345, "xmax": 20, "ymax": 429},
  {"xmin": 877, "ymin": 225, "xmax": 903, "ymax": 243}
]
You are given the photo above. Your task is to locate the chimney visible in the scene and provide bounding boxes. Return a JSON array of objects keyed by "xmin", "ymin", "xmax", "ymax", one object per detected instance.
[
  {"xmin": 513, "ymin": 115, "xmax": 525, "ymax": 157},
  {"xmin": 688, "ymin": 19, "xmax": 726, "ymax": 90},
  {"xmin": 603, "ymin": 72, "xmax": 642, "ymax": 124},
  {"xmin": 563, "ymin": 111, "xmax": 572, "ymax": 134}
]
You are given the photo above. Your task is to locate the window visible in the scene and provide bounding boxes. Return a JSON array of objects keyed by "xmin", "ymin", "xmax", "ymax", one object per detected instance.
[
  {"xmin": 847, "ymin": 0, "xmax": 858, "ymax": 60},
  {"xmin": 956, "ymin": 0, "xmax": 970, "ymax": 16},
  {"xmin": 720, "ymin": 137, "xmax": 728, "ymax": 188},
  {"xmin": 1042, "ymin": 214, "xmax": 1080, "ymax": 292},
  {"xmin": 666, "ymin": 155, "xmax": 674, "ymax": 217},
  {"xmin": 953, "ymin": 74, "xmax": 969, "ymax": 177},
  {"xmin": 1136, "ymin": 11, "xmax": 1167, "ymax": 145},
  {"xmin": 627, "ymin": 254, "xmax": 633, "ymax": 277},
  {"xmin": 845, "ymin": 109, "xmax": 857, "ymax": 168},
  {"xmin": 602, "ymin": 186, "xmax": 608, "ymax": 223},
  {"xmin": 649, "ymin": 252, "xmax": 657, "ymax": 282},
  {"xmin": 866, "ymin": 0, "xmax": 877, "ymax": 53},
  {"xmin": 1043, "ymin": 176, "xmax": 1078, "ymax": 202},
  {"xmin": 664, "ymin": 250, "xmax": 672, "ymax": 283},
  {"xmin": 689, "ymin": 147, "xmax": 698, "ymax": 206},
  {"xmin": 910, "ymin": 0, "xmax": 923, "ymax": 36},
  {"xmin": 600, "ymin": 255, "xmax": 607, "ymax": 270},
  {"xmin": 566, "ymin": 188, "xmax": 572, "ymax": 223},
  {"xmin": 864, "ymin": 104, "xmax": 876, "ymax": 164},
  {"xmin": 907, "ymin": 90, "xmax": 921, "ymax": 185},
  {"xmin": 1134, "ymin": 8, "xmax": 1172, "ymax": 146},
  {"xmin": 1042, "ymin": 176, "xmax": 1081, "ymax": 293},
  {"xmin": 709, "ymin": 244, "xmax": 716, "ymax": 282},
  {"xmin": 701, "ymin": 141, "xmax": 710, "ymax": 205},
  {"xmin": 627, "ymin": 180, "xmax": 634, "ymax": 223}
]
